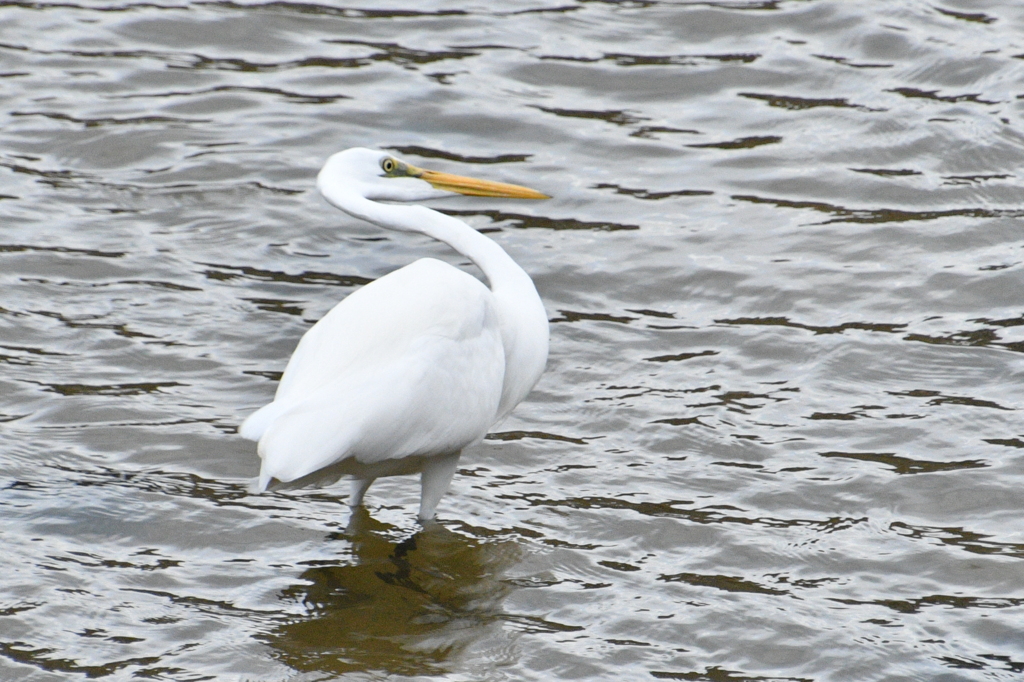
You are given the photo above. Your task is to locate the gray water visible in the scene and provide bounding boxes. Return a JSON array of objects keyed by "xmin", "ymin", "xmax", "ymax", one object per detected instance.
[{"xmin": 2, "ymin": 1, "xmax": 1024, "ymax": 680}]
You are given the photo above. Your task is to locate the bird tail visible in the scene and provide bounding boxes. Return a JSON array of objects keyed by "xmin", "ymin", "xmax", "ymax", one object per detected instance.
[{"xmin": 239, "ymin": 400, "xmax": 291, "ymax": 442}]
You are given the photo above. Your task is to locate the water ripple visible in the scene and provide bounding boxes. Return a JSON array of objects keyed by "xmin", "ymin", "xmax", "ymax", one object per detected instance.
[{"xmin": 3, "ymin": 1, "xmax": 1024, "ymax": 680}]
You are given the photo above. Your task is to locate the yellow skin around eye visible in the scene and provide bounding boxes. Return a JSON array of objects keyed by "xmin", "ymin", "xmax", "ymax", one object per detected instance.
[{"xmin": 381, "ymin": 157, "xmax": 419, "ymax": 178}]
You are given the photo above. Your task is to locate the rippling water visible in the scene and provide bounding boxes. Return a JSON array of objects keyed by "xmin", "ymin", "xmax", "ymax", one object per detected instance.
[{"xmin": 3, "ymin": 1, "xmax": 1024, "ymax": 680}]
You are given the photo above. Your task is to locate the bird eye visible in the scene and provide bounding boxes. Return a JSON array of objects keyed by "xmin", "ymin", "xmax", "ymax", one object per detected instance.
[{"xmin": 381, "ymin": 158, "xmax": 396, "ymax": 173}]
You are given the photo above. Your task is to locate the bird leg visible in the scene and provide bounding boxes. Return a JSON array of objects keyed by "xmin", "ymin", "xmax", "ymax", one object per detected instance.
[
  {"xmin": 418, "ymin": 451, "xmax": 461, "ymax": 521},
  {"xmin": 349, "ymin": 477, "xmax": 375, "ymax": 508}
]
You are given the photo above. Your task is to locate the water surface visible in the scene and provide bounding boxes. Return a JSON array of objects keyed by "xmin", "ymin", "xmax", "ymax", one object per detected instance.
[{"xmin": 2, "ymin": 1, "xmax": 1024, "ymax": 680}]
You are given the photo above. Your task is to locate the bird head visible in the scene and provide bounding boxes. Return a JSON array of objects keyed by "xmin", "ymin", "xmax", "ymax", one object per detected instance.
[{"xmin": 317, "ymin": 147, "xmax": 549, "ymax": 205}]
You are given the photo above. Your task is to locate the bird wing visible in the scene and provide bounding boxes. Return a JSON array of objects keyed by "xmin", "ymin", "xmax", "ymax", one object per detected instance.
[
  {"xmin": 278, "ymin": 258, "xmax": 493, "ymax": 402},
  {"xmin": 241, "ymin": 258, "xmax": 505, "ymax": 484}
]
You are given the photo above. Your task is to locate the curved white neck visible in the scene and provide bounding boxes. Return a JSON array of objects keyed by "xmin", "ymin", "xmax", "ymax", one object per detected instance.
[{"xmin": 326, "ymin": 190, "xmax": 549, "ymax": 418}]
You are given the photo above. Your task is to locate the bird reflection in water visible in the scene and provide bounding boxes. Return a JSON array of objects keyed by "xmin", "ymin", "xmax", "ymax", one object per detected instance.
[{"xmin": 261, "ymin": 510, "xmax": 523, "ymax": 676}]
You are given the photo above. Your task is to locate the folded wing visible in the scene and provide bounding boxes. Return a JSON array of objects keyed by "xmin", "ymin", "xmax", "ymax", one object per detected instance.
[{"xmin": 241, "ymin": 258, "xmax": 505, "ymax": 488}]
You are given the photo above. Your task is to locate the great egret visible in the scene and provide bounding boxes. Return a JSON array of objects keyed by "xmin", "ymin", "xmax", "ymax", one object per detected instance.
[{"xmin": 240, "ymin": 148, "xmax": 549, "ymax": 521}]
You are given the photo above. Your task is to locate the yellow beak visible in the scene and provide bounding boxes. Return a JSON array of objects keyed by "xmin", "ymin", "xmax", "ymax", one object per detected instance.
[{"xmin": 416, "ymin": 167, "xmax": 549, "ymax": 199}]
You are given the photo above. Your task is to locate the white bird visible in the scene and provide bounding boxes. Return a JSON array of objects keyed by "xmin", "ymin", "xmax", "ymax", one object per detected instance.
[{"xmin": 240, "ymin": 148, "xmax": 549, "ymax": 521}]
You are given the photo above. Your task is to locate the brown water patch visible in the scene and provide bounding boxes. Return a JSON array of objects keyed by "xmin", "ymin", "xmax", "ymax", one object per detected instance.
[
  {"xmin": 739, "ymin": 92, "xmax": 882, "ymax": 112},
  {"xmin": 594, "ymin": 183, "xmax": 713, "ymax": 200},
  {"xmin": 659, "ymin": 572, "xmax": 788, "ymax": 596},
  {"xmin": 688, "ymin": 136, "xmax": 782, "ymax": 149},
  {"xmin": 440, "ymin": 209, "xmax": 639, "ymax": 231},
  {"xmin": 819, "ymin": 451, "xmax": 987, "ymax": 475},
  {"xmin": 732, "ymin": 194, "xmax": 1024, "ymax": 223},
  {"xmin": 200, "ymin": 263, "xmax": 372, "ymax": 287}
]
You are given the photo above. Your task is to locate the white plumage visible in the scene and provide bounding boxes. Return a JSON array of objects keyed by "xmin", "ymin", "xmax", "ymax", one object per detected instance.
[{"xmin": 241, "ymin": 148, "xmax": 549, "ymax": 520}]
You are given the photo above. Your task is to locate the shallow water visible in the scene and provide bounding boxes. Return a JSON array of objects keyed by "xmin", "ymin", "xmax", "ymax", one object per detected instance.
[{"xmin": 2, "ymin": 1, "xmax": 1024, "ymax": 680}]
